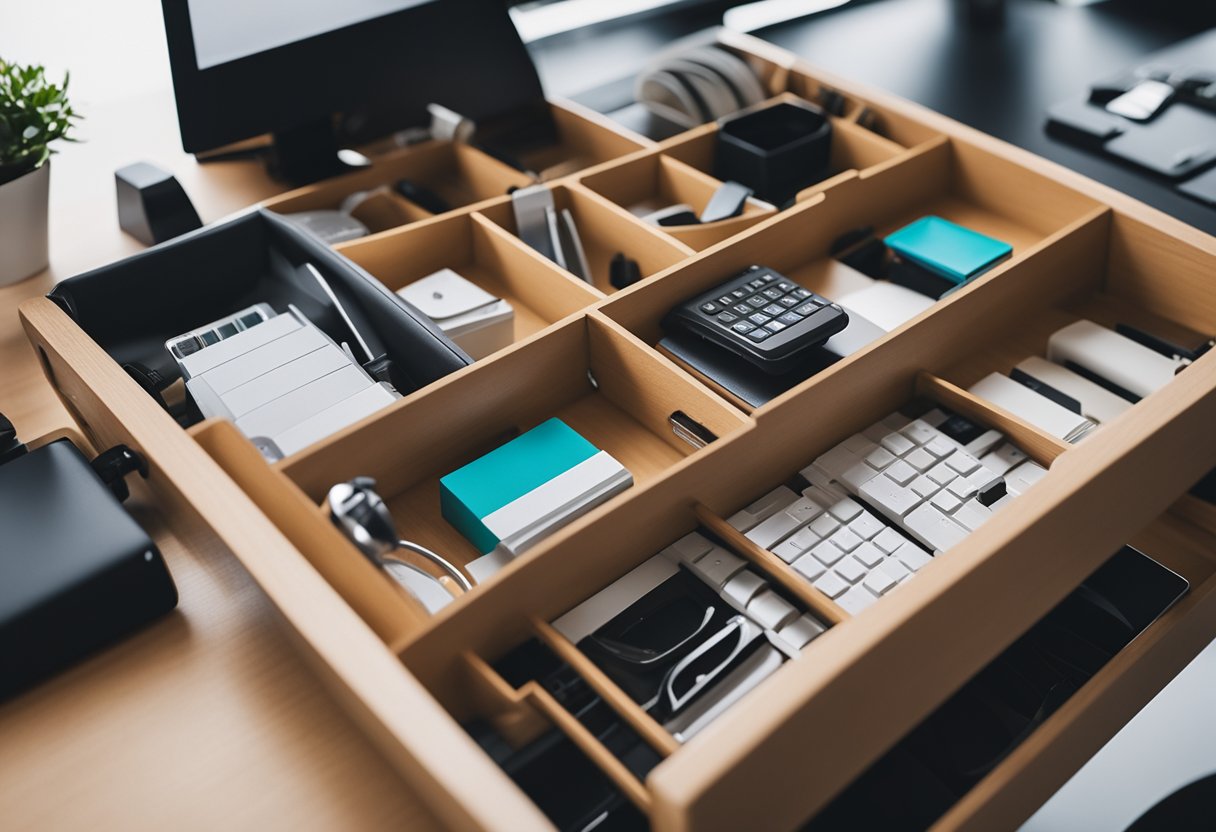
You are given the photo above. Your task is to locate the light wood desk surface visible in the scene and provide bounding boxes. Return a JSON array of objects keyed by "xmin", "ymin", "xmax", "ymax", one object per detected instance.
[{"xmin": 0, "ymin": 87, "xmax": 441, "ymax": 831}]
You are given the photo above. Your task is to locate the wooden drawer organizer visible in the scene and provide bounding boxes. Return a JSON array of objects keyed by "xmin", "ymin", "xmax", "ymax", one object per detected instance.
[{"xmin": 19, "ymin": 31, "xmax": 1216, "ymax": 832}]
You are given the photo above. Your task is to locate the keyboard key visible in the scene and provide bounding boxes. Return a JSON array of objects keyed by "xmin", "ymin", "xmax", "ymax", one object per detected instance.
[
  {"xmin": 733, "ymin": 303, "xmax": 752, "ymax": 315},
  {"xmin": 690, "ymin": 547, "xmax": 749, "ymax": 587},
  {"xmin": 829, "ymin": 527, "xmax": 862, "ymax": 552},
  {"xmin": 717, "ymin": 312, "xmax": 739, "ymax": 324},
  {"xmin": 837, "ymin": 584, "xmax": 879, "ymax": 614},
  {"xmin": 946, "ymin": 451, "xmax": 980, "ymax": 476},
  {"xmin": 792, "ymin": 553, "xmax": 827, "ymax": 581},
  {"xmin": 723, "ymin": 570, "xmax": 767, "ymax": 607},
  {"xmin": 785, "ymin": 497, "xmax": 824, "ymax": 525},
  {"xmin": 852, "ymin": 541, "xmax": 885, "ymax": 568},
  {"xmin": 747, "ymin": 295, "xmax": 768, "ymax": 308},
  {"xmin": 895, "ymin": 542, "xmax": 933, "ymax": 572},
  {"xmin": 877, "ymin": 557, "xmax": 911, "ymax": 583},
  {"xmin": 763, "ymin": 303, "xmax": 786, "ymax": 316},
  {"xmin": 813, "ymin": 445, "xmax": 862, "ymax": 481},
  {"xmin": 700, "ymin": 302, "xmax": 720, "ymax": 314},
  {"xmin": 905, "ymin": 447, "xmax": 936, "ymax": 471},
  {"xmin": 660, "ymin": 531, "xmax": 715, "ymax": 565},
  {"xmin": 886, "ymin": 460, "xmax": 918, "ymax": 485},
  {"xmin": 772, "ymin": 527, "xmax": 819, "ymax": 562},
  {"xmin": 1007, "ymin": 461, "xmax": 1048, "ymax": 495},
  {"xmin": 925, "ymin": 436, "xmax": 957, "ymax": 458},
  {"xmin": 762, "ymin": 287, "xmax": 784, "ymax": 300},
  {"xmin": 873, "ymin": 527, "xmax": 908, "ymax": 554},
  {"xmin": 748, "ymin": 313, "xmax": 771, "ymax": 326},
  {"xmin": 862, "ymin": 422, "xmax": 891, "ymax": 443},
  {"xmin": 840, "ymin": 462, "xmax": 880, "ymax": 492},
  {"xmin": 904, "ymin": 504, "xmax": 969, "ymax": 552},
  {"xmin": 900, "ymin": 419, "xmax": 939, "ymax": 445},
  {"xmin": 981, "ymin": 442, "xmax": 1027, "ymax": 476},
  {"xmin": 881, "ymin": 432, "xmax": 916, "ymax": 456},
  {"xmin": 778, "ymin": 296, "xmax": 800, "ymax": 308},
  {"xmin": 865, "ymin": 447, "xmax": 896, "ymax": 469},
  {"xmin": 813, "ymin": 570, "xmax": 849, "ymax": 599},
  {"xmin": 953, "ymin": 500, "xmax": 993, "ymax": 532},
  {"xmin": 966, "ymin": 429, "xmax": 1004, "ymax": 457},
  {"xmin": 863, "ymin": 568, "xmax": 898, "ymax": 595},
  {"xmin": 860, "ymin": 475, "xmax": 922, "ymax": 517},
  {"xmin": 911, "ymin": 475, "xmax": 939, "ymax": 498},
  {"xmin": 848, "ymin": 512, "xmax": 884, "ymax": 540},
  {"xmin": 746, "ymin": 510, "xmax": 807, "ymax": 549},
  {"xmin": 811, "ymin": 540, "xmax": 846, "ymax": 566},
  {"xmin": 930, "ymin": 490, "xmax": 962, "ymax": 513},
  {"xmin": 774, "ymin": 614, "xmax": 826, "ymax": 651},
  {"xmin": 828, "ymin": 497, "xmax": 863, "ymax": 523},
  {"xmin": 843, "ymin": 434, "xmax": 877, "ymax": 455},
  {"xmin": 728, "ymin": 486, "xmax": 798, "ymax": 531},
  {"xmin": 947, "ymin": 478, "xmax": 978, "ymax": 499},
  {"xmin": 779, "ymin": 312, "xmax": 803, "ymax": 326},
  {"xmin": 926, "ymin": 462, "xmax": 957, "ymax": 487},
  {"xmin": 747, "ymin": 328, "xmax": 772, "ymax": 342},
  {"xmin": 765, "ymin": 320, "xmax": 788, "ymax": 333},
  {"xmin": 809, "ymin": 513, "xmax": 840, "ymax": 538},
  {"xmin": 835, "ymin": 555, "xmax": 867, "ymax": 584},
  {"xmin": 747, "ymin": 590, "xmax": 799, "ymax": 630}
]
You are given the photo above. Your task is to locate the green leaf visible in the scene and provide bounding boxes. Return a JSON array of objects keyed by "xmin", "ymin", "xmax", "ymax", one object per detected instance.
[{"xmin": 0, "ymin": 55, "xmax": 81, "ymax": 166}]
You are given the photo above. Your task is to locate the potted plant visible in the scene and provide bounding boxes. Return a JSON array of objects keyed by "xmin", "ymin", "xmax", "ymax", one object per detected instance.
[{"xmin": 0, "ymin": 59, "xmax": 79, "ymax": 286}]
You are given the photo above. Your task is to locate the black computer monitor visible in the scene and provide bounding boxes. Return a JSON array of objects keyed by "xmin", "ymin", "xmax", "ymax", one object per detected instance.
[{"xmin": 160, "ymin": 0, "xmax": 547, "ymax": 183}]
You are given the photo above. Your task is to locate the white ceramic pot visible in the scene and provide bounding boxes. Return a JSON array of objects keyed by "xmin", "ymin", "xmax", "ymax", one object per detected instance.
[{"xmin": 0, "ymin": 161, "xmax": 50, "ymax": 286}]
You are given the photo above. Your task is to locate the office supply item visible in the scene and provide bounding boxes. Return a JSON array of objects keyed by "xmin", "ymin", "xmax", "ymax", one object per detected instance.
[
  {"xmin": 801, "ymin": 409, "xmax": 1041, "ymax": 555},
  {"xmin": 159, "ymin": 0, "xmax": 548, "ymax": 183},
  {"xmin": 509, "ymin": 185, "xmax": 592, "ymax": 281},
  {"xmin": 1116, "ymin": 322, "xmax": 1214, "ymax": 364},
  {"xmin": 714, "ymin": 101, "xmax": 833, "ymax": 206},
  {"xmin": 668, "ymin": 411, "xmax": 717, "ymax": 450},
  {"xmin": 327, "ymin": 477, "xmax": 469, "ymax": 613},
  {"xmin": 1047, "ymin": 319, "xmax": 1184, "ymax": 400},
  {"xmin": 730, "ymin": 482, "xmax": 931, "ymax": 616},
  {"xmin": 634, "ymin": 41, "xmax": 767, "ymax": 133},
  {"xmin": 1045, "ymin": 100, "xmax": 1126, "ymax": 149},
  {"xmin": 662, "ymin": 265, "xmax": 848, "ymax": 375},
  {"xmin": 114, "ymin": 161, "xmax": 202, "ymax": 246},
  {"xmin": 281, "ymin": 210, "xmax": 370, "ymax": 245},
  {"xmin": 440, "ymin": 418, "xmax": 632, "ymax": 578},
  {"xmin": 554, "ymin": 539, "xmax": 820, "ymax": 741},
  {"xmin": 835, "ymin": 282, "xmax": 935, "ymax": 331},
  {"xmin": 698, "ymin": 181, "xmax": 753, "ymax": 223},
  {"xmin": 1104, "ymin": 104, "xmax": 1216, "ymax": 179},
  {"xmin": 396, "ymin": 268, "xmax": 514, "ymax": 360},
  {"xmin": 554, "ymin": 208, "xmax": 592, "ymax": 282},
  {"xmin": 884, "ymin": 216, "xmax": 1013, "ymax": 284},
  {"xmin": 393, "ymin": 179, "xmax": 452, "ymax": 215},
  {"xmin": 969, "ymin": 372, "xmax": 1097, "ymax": 443},
  {"xmin": 1014, "ymin": 356, "xmax": 1133, "ymax": 426},
  {"xmin": 0, "ymin": 439, "xmax": 178, "ymax": 699},
  {"xmin": 609, "ymin": 252, "xmax": 642, "ymax": 290},
  {"xmin": 169, "ymin": 304, "xmax": 400, "ymax": 461}
]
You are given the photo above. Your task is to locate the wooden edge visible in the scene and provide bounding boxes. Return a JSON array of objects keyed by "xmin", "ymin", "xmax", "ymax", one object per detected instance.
[
  {"xmin": 915, "ymin": 371, "xmax": 1070, "ymax": 466},
  {"xmin": 190, "ymin": 417, "xmax": 431, "ymax": 647},
  {"xmin": 693, "ymin": 502, "xmax": 847, "ymax": 626},
  {"xmin": 461, "ymin": 651, "xmax": 552, "ymax": 748},
  {"xmin": 1169, "ymin": 494, "xmax": 1216, "ymax": 544},
  {"xmin": 25, "ymin": 424, "xmax": 95, "ymax": 456},
  {"xmin": 654, "ymin": 342, "xmax": 758, "ymax": 415},
  {"xmin": 564, "ymin": 180, "xmax": 700, "ymax": 259},
  {"xmin": 532, "ymin": 617, "xmax": 682, "ymax": 758},
  {"xmin": 18, "ymin": 297, "xmax": 552, "ymax": 832},
  {"xmin": 551, "ymin": 96, "xmax": 657, "ymax": 150},
  {"xmin": 469, "ymin": 211, "xmax": 609, "ymax": 304}
]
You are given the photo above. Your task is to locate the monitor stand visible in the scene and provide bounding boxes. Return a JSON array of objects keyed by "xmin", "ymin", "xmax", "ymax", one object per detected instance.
[{"xmin": 270, "ymin": 118, "xmax": 371, "ymax": 186}]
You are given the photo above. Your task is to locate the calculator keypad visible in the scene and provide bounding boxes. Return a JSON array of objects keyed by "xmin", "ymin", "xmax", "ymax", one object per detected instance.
[{"xmin": 697, "ymin": 269, "xmax": 836, "ymax": 335}]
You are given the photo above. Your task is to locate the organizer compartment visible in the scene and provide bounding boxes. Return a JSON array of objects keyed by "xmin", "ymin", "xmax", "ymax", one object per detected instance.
[
  {"xmin": 263, "ymin": 141, "xmax": 534, "ymax": 235},
  {"xmin": 477, "ymin": 184, "xmax": 694, "ymax": 295},
  {"xmin": 660, "ymin": 93, "xmax": 913, "ymax": 201},
  {"xmin": 579, "ymin": 152, "xmax": 778, "ymax": 251},
  {"xmin": 598, "ymin": 135, "xmax": 1107, "ymax": 413},
  {"xmin": 337, "ymin": 209, "xmax": 603, "ymax": 353},
  {"xmin": 266, "ymin": 314, "xmax": 752, "ymax": 615}
]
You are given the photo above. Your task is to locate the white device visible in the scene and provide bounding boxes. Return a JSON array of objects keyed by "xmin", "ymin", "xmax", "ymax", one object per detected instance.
[
  {"xmin": 1047, "ymin": 320, "xmax": 1183, "ymax": 400},
  {"xmin": 1015, "ymin": 356, "xmax": 1134, "ymax": 426},
  {"xmin": 969, "ymin": 372, "xmax": 1097, "ymax": 443},
  {"xmin": 396, "ymin": 268, "xmax": 514, "ymax": 360},
  {"xmin": 836, "ymin": 282, "xmax": 935, "ymax": 332},
  {"xmin": 168, "ymin": 304, "xmax": 399, "ymax": 461}
]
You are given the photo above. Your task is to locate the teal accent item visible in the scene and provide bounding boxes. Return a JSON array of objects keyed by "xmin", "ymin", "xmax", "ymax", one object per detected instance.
[
  {"xmin": 883, "ymin": 216, "xmax": 1012, "ymax": 284},
  {"xmin": 439, "ymin": 418, "xmax": 599, "ymax": 554}
]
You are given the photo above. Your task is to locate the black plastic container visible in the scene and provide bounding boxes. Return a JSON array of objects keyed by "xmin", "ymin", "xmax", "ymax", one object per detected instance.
[{"xmin": 714, "ymin": 101, "xmax": 833, "ymax": 207}]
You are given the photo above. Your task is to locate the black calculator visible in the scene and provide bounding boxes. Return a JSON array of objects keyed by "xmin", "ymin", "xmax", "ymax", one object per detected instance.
[{"xmin": 662, "ymin": 265, "xmax": 848, "ymax": 374}]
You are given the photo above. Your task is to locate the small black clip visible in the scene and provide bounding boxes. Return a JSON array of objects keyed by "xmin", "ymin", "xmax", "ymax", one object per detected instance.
[
  {"xmin": 0, "ymin": 411, "xmax": 27, "ymax": 466},
  {"xmin": 91, "ymin": 445, "xmax": 150, "ymax": 502}
]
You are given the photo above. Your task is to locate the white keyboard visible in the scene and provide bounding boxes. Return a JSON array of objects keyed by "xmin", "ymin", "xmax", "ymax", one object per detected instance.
[{"xmin": 728, "ymin": 408, "xmax": 1049, "ymax": 615}]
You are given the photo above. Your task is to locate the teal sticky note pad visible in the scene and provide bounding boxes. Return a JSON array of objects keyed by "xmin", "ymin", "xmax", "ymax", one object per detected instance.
[
  {"xmin": 439, "ymin": 418, "xmax": 599, "ymax": 554},
  {"xmin": 884, "ymin": 216, "xmax": 1012, "ymax": 284}
]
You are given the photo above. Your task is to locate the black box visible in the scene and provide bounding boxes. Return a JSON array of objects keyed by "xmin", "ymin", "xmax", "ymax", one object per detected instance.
[{"xmin": 0, "ymin": 440, "xmax": 178, "ymax": 699}]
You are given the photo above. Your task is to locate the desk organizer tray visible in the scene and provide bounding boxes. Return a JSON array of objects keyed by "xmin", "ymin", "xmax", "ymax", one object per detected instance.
[{"xmin": 19, "ymin": 29, "xmax": 1216, "ymax": 832}]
